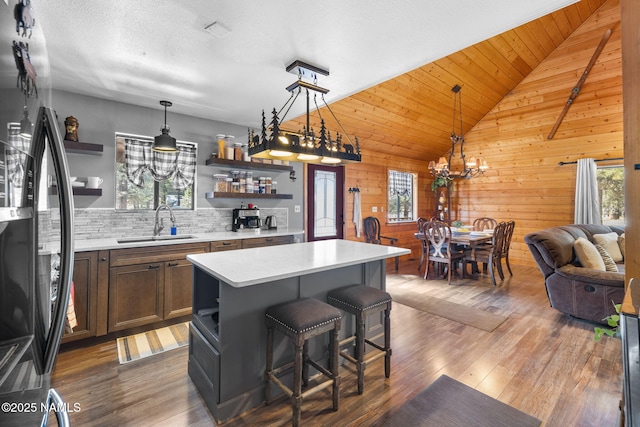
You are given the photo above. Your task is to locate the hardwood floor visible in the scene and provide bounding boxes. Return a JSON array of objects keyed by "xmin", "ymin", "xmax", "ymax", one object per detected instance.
[{"xmin": 51, "ymin": 263, "xmax": 623, "ymax": 426}]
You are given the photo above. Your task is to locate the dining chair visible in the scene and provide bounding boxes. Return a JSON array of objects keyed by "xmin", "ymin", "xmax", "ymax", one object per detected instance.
[
  {"xmin": 463, "ymin": 221, "xmax": 506, "ymax": 286},
  {"xmin": 496, "ymin": 220, "xmax": 515, "ymax": 279},
  {"xmin": 473, "ymin": 217, "xmax": 498, "ymax": 231},
  {"xmin": 416, "ymin": 217, "xmax": 429, "ymax": 272},
  {"xmin": 363, "ymin": 216, "xmax": 399, "ymax": 271},
  {"xmin": 423, "ymin": 220, "xmax": 464, "ymax": 285}
]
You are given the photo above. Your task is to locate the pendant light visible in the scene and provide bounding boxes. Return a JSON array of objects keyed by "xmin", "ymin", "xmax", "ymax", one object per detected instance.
[{"xmin": 153, "ymin": 100, "xmax": 178, "ymax": 152}]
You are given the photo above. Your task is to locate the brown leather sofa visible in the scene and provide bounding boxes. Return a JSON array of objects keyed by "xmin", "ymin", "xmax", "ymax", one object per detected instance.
[{"xmin": 524, "ymin": 224, "xmax": 625, "ymax": 324}]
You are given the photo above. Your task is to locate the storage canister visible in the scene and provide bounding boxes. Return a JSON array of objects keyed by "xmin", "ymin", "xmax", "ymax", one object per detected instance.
[
  {"xmin": 258, "ymin": 177, "xmax": 266, "ymax": 194},
  {"xmin": 216, "ymin": 134, "xmax": 226, "ymax": 159},
  {"xmin": 213, "ymin": 174, "xmax": 228, "ymax": 192},
  {"xmin": 234, "ymin": 143, "xmax": 244, "ymax": 161},
  {"xmin": 271, "ymin": 180, "xmax": 277, "ymax": 194},
  {"xmin": 265, "ymin": 176, "xmax": 272, "ymax": 194}
]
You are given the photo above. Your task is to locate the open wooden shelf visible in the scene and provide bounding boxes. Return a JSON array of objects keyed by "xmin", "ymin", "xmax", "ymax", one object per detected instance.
[
  {"xmin": 205, "ymin": 192, "xmax": 293, "ymax": 200},
  {"xmin": 206, "ymin": 158, "xmax": 293, "ymax": 172},
  {"xmin": 64, "ymin": 140, "xmax": 104, "ymax": 155},
  {"xmin": 50, "ymin": 187, "xmax": 102, "ymax": 196}
]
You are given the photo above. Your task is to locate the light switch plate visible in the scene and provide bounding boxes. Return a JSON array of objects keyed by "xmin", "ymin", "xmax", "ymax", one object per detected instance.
[
  {"xmin": 372, "ymin": 206, "xmax": 378, "ymax": 212},
  {"xmin": 294, "ymin": 205, "xmax": 301, "ymax": 213}
]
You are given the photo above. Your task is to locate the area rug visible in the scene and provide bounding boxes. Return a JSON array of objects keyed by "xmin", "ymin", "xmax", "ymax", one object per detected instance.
[
  {"xmin": 375, "ymin": 375, "xmax": 541, "ymax": 427},
  {"xmin": 386, "ymin": 279, "xmax": 507, "ymax": 332},
  {"xmin": 116, "ymin": 322, "xmax": 189, "ymax": 364}
]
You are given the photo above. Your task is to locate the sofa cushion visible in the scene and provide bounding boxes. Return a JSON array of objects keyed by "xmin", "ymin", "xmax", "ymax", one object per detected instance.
[
  {"xmin": 619, "ymin": 233, "xmax": 625, "ymax": 259},
  {"xmin": 593, "ymin": 232, "xmax": 623, "ymax": 262},
  {"xmin": 595, "ymin": 244, "xmax": 618, "ymax": 272},
  {"xmin": 574, "ymin": 237, "xmax": 605, "ymax": 271}
]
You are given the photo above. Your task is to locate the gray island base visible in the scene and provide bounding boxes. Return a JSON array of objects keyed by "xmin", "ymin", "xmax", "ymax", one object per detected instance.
[{"xmin": 186, "ymin": 239, "xmax": 410, "ymax": 423}]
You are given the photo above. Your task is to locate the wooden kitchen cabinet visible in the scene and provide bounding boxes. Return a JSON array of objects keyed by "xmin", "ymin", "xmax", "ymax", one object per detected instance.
[
  {"xmin": 209, "ymin": 240, "xmax": 242, "ymax": 252},
  {"xmin": 62, "ymin": 250, "xmax": 109, "ymax": 343},
  {"xmin": 164, "ymin": 258, "xmax": 194, "ymax": 319},
  {"xmin": 62, "ymin": 251, "xmax": 97, "ymax": 343},
  {"xmin": 109, "ymin": 262, "xmax": 165, "ymax": 332},
  {"xmin": 108, "ymin": 242, "xmax": 208, "ymax": 333},
  {"xmin": 241, "ymin": 235, "xmax": 294, "ymax": 249}
]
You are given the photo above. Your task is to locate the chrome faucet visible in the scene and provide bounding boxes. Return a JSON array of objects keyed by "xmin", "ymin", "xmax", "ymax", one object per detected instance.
[{"xmin": 153, "ymin": 204, "xmax": 176, "ymax": 236}]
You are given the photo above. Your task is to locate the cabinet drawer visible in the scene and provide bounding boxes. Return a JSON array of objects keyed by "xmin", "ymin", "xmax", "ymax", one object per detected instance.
[
  {"xmin": 210, "ymin": 240, "xmax": 241, "ymax": 252},
  {"xmin": 110, "ymin": 242, "xmax": 208, "ymax": 267},
  {"xmin": 189, "ymin": 322, "xmax": 220, "ymax": 391},
  {"xmin": 241, "ymin": 235, "xmax": 293, "ymax": 249}
]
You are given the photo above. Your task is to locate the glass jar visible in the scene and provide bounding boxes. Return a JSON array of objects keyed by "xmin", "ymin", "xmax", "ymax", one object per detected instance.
[
  {"xmin": 265, "ymin": 176, "xmax": 272, "ymax": 194},
  {"xmin": 216, "ymin": 134, "xmax": 226, "ymax": 159},
  {"xmin": 231, "ymin": 181, "xmax": 240, "ymax": 193},
  {"xmin": 245, "ymin": 171, "xmax": 253, "ymax": 193},
  {"xmin": 225, "ymin": 135, "xmax": 235, "ymax": 159},
  {"xmin": 234, "ymin": 143, "xmax": 244, "ymax": 161},
  {"xmin": 225, "ymin": 177, "xmax": 233, "ymax": 192},
  {"xmin": 258, "ymin": 177, "xmax": 266, "ymax": 194},
  {"xmin": 213, "ymin": 174, "xmax": 228, "ymax": 192},
  {"xmin": 271, "ymin": 180, "xmax": 277, "ymax": 194},
  {"xmin": 239, "ymin": 171, "xmax": 246, "ymax": 193}
]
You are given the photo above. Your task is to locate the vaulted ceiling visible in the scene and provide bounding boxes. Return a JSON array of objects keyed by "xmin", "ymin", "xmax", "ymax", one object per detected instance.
[{"xmin": 284, "ymin": 0, "xmax": 608, "ymax": 164}]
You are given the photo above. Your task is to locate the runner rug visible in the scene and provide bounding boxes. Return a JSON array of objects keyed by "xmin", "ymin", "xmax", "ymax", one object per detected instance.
[
  {"xmin": 387, "ymin": 287, "xmax": 507, "ymax": 332},
  {"xmin": 375, "ymin": 375, "xmax": 541, "ymax": 427},
  {"xmin": 116, "ymin": 322, "xmax": 189, "ymax": 364}
]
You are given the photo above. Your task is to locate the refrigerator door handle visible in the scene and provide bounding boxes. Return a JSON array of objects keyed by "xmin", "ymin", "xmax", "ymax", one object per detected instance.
[{"xmin": 34, "ymin": 107, "xmax": 75, "ymax": 374}]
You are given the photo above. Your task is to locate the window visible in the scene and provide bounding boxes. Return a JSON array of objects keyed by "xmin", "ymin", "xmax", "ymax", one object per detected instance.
[
  {"xmin": 387, "ymin": 170, "xmax": 417, "ymax": 223},
  {"xmin": 115, "ymin": 133, "xmax": 196, "ymax": 210},
  {"xmin": 597, "ymin": 166, "xmax": 624, "ymax": 226}
]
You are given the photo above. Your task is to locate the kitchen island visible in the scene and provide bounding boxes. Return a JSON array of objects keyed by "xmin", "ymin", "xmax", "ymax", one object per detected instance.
[{"xmin": 186, "ymin": 239, "xmax": 410, "ymax": 423}]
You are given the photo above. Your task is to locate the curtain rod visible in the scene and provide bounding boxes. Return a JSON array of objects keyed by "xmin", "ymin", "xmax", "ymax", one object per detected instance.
[{"xmin": 558, "ymin": 157, "xmax": 623, "ymax": 166}]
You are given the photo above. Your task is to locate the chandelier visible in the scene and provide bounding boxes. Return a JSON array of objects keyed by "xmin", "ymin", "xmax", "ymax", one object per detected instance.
[
  {"xmin": 428, "ymin": 85, "xmax": 488, "ymax": 179},
  {"xmin": 248, "ymin": 60, "xmax": 362, "ymax": 165}
]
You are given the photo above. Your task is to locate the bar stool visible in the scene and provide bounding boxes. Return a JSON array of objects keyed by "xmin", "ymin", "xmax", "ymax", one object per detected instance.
[
  {"xmin": 327, "ymin": 284, "xmax": 392, "ymax": 394},
  {"xmin": 264, "ymin": 298, "xmax": 342, "ymax": 427}
]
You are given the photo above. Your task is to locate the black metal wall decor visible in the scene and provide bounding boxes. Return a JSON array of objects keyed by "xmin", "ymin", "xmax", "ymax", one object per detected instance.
[
  {"xmin": 248, "ymin": 60, "xmax": 362, "ymax": 165},
  {"xmin": 14, "ymin": 0, "xmax": 36, "ymax": 38},
  {"xmin": 12, "ymin": 40, "xmax": 37, "ymax": 98}
]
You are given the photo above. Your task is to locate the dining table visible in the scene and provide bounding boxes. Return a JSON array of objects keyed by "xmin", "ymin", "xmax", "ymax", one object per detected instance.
[{"xmin": 415, "ymin": 231, "xmax": 494, "ymax": 277}]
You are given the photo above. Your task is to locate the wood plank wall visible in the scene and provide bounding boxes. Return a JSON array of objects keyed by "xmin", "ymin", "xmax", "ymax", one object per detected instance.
[
  {"xmin": 343, "ymin": 152, "xmax": 431, "ymax": 266},
  {"xmin": 458, "ymin": 0, "xmax": 622, "ymax": 268},
  {"xmin": 621, "ymin": 0, "xmax": 640, "ymax": 284},
  {"xmin": 342, "ymin": 0, "xmax": 623, "ymax": 269}
]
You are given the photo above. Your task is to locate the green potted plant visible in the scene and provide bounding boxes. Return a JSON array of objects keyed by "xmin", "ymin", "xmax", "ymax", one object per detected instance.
[
  {"xmin": 431, "ymin": 176, "xmax": 452, "ymax": 192},
  {"xmin": 594, "ymin": 302, "xmax": 621, "ymax": 341}
]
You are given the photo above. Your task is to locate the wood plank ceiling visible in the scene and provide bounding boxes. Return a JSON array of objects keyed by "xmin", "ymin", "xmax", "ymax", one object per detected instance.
[{"xmin": 284, "ymin": 0, "xmax": 607, "ymax": 164}]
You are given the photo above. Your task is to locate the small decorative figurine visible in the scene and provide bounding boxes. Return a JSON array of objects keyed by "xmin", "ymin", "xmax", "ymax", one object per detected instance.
[{"xmin": 64, "ymin": 116, "xmax": 79, "ymax": 141}]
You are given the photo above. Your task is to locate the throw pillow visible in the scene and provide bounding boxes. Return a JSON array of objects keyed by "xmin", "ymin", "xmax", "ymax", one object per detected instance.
[
  {"xmin": 595, "ymin": 244, "xmax": 618, "ymax": 272},
  {"xmin": 593, "ymin": 232, "xmax": 624, "ymax": 263},
  {"xmin": 619, "ymin": 233, "xmax": 625, "ymax": 259},
  {"xmin": 574, "ymin": 237, "xmax": 606, "ymax": 271}
]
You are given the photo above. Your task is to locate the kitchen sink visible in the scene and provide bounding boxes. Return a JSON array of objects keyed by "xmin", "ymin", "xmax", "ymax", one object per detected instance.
[{"xmin": 116, "ymin": 234, "xmax": 196, "ymax": 243}]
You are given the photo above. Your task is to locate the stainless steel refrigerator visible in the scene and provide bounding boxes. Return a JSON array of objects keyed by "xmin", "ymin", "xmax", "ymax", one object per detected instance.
[{"xmin": 0, "ymin": 108, "xmax": 75, "ymax": 427}]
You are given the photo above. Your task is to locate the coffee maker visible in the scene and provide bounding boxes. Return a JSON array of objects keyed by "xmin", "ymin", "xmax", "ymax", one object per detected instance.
[{"xmin": 232, "ymin": 208, "xmax": 260, "ymax": 231}]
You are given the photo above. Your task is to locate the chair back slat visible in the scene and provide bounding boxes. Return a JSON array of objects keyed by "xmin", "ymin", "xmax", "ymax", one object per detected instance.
[
  {"xmin": 363, "ymin": 217, "xmax": 381, "ymax": 244},
  {"xmin": 473, "ymin": 217, "xmax": 498, "ymax": 231}
]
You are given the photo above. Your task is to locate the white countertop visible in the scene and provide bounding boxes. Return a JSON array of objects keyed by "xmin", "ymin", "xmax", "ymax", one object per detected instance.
[
  {"xmin": 187, "ymin": 239, "xmax": 411, "ymax": 288},
  {"xmin": 73, "ymin": 228, "xmax": 304, "ymax": 251}
]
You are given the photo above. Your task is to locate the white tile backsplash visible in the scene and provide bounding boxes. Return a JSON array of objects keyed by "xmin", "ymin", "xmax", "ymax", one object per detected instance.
[{"xmin": 57, "ymin": 208, "xmax": 289, "ymax": 240}]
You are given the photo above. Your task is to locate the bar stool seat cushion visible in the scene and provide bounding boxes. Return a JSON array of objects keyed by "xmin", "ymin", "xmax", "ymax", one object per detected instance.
[
  {"xmin": 327, "ymin": 285, "xmax": 392, "ymax": 313},
  {"xmin": 266, "ymin": 298, "xmax": 342, "ymax": 334}
]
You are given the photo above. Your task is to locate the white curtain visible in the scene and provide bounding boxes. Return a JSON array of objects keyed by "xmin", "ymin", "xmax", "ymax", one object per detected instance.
[{"xmin": 574, "ymin": 158, "xmax": 601, "ymax": 224}]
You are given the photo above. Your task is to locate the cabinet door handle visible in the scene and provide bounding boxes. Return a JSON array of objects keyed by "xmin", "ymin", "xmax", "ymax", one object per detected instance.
[
  {"xmin": 148, "ymin": 264, "xmax": 160, "ymax": 270},
  {"xmin": 167, "ymin": 262, "xmax": 179, "ymax": 267},
  {"xmin": 266, "ymin": 238, "xmax": 273, "ymax": 242},
  {"xmin": 222, "ymin": 241, "xmax": 232, "ymax": 246},
  {"xmin": 100, "ymin": 257, "xmax": 107, "ymax": 262}
]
